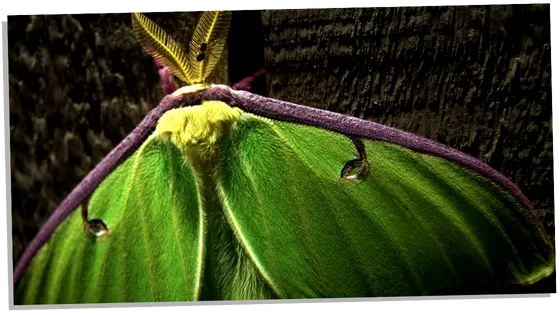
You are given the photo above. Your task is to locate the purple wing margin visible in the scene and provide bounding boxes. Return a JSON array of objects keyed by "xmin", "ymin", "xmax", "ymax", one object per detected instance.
[{"xmin": 13, "ymin": 84, "xmax": 534, "ymax": 284}]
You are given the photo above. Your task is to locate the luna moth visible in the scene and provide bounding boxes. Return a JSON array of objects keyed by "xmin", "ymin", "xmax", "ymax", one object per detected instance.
[{"xmin": 13, "ymin": 10, "xmax": 555, "ymax": 304}]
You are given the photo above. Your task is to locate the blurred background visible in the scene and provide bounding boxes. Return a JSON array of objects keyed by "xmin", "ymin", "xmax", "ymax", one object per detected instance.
[{"xmin": 8, "ymin": 5, "xmax": 553, "ymax": 281}]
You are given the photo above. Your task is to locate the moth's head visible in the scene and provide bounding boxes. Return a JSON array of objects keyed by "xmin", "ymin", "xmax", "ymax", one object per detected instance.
[{"xmin": 155, "ymin": 100, "xmax": 242, "ymax": 165}]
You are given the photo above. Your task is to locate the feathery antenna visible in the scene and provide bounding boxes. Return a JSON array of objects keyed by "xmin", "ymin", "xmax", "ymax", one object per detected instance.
[
  {"xmin": 131, "ymin": 13, "xmax": 192, "ymax": 84},
  {"xmin": 132, "ymin": 11, "xmax": 232, "ymax": 85},
  {"xmin": 188, "ymin": 11, "xmax": 232, "ymax": 83}
]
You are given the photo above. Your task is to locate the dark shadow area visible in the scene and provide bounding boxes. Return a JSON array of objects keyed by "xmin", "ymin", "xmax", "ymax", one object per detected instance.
[{"xmin": 228, "ymin": 10, "xmax": 267, "ymax": 95}]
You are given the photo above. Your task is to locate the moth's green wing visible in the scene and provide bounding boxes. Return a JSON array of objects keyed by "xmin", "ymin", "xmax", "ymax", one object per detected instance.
[
  {"xmin": 14, "ymin": 100, "xmax": 554, "ymax": 303},
  {"xmin": 217, "ymin": 115, "xmax": 554, "ymax": 298},
  {"xmin": 15, "ymin": 137, "xmax": 204, "ymax": 304}
]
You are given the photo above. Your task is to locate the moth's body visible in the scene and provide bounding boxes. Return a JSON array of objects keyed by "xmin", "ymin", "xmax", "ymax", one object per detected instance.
[
  {"xmin": 156, "ymin": 101, "xmax": 241, "ymax": 165},
  {"xmin": 155, "ymin": 102, "xmax": 285, "ymax": 299}
]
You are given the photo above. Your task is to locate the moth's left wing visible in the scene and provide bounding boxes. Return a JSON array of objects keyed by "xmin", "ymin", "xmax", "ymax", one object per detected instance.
[{"xmin": 216, "ymin": 113, "xmax": 554, "ymax": 298}]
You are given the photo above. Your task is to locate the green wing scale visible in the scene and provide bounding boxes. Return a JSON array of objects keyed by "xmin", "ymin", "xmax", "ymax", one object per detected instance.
[{"xmin": 15, "ymin": 97, "xmax": 555, "ymax": 303}]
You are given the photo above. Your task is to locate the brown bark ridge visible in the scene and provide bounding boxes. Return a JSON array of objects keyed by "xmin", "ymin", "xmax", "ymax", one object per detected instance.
[
  {"xmin": 8, "ymin": 12, "xmax": 229, "ymax": 264},
  {"xmin": 262, "ymin": 5, "xmax": 553, "ymax": 240}
]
